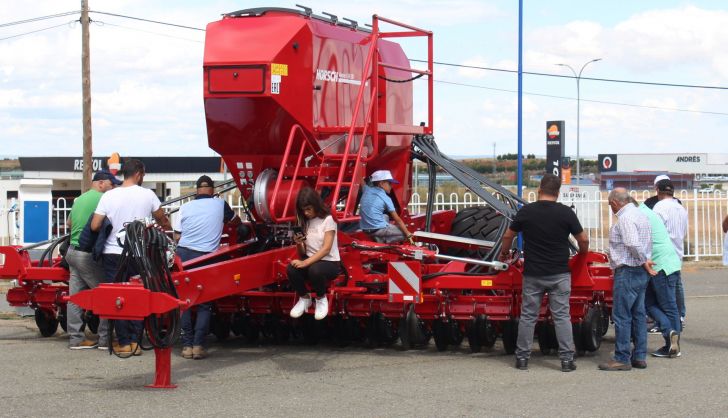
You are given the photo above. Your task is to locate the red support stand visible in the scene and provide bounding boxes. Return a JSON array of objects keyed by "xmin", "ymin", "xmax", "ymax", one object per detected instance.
[{"xmin": 145, "ymin": 347, "xmax": 177, "ymax": 389}]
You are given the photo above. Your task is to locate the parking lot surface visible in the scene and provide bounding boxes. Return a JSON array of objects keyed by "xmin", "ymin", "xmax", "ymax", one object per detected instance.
[{"xmin": 0, "ymin": 265, "xmax": 726, "ymax": 417}]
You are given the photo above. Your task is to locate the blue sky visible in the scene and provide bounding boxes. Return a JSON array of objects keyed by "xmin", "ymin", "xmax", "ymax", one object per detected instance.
[{"xmin": 1, "ymin": 0, "xmax": 726, "ymax": 159}]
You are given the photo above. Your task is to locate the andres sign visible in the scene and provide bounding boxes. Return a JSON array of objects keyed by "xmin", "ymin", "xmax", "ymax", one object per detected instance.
[{"xmin": 546, "ymin": 121, "xmax": 565, "ymax": 178}]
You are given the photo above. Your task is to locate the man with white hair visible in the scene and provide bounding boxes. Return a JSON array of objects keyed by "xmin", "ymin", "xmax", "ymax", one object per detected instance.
[
  {"xmin": 359, "ymin": 169, "xmax": 413, "ymax": 243},
  {"xmin": 599, "ymin": 187, "xmax": 655, "ymax": 371}
]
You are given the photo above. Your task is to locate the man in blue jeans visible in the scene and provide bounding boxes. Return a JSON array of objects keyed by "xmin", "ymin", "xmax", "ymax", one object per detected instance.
[
  {"xmin": 600, "ymin": 188, "xmax": 656, "ymax": 371},
  {"xmin": 173, "ymin": 175, "xmax": 237, "ymax": 359},
  {"xmin": 91, "ymin": 159, "xmax": 170, "ymax": 356},
  {"xmin": 637, "ymin": 199, "xmax": 681, "ymax": 358}
]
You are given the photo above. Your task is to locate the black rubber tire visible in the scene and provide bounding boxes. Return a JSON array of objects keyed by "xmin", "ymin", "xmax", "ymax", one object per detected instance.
[
  {"xmin": 332, "ymin": 316, "xmax": 350, "ymax": 347},
  {"xmin": 600, "ymin": 307, "xmax": 610, "ymax": 336},
  {"xmin": 467, "ymin": 317, "xmax": 482, "ymax": 353},
  {"xmin": 376, "ymin": 313, "xmax": 399, "ymax": 346},
  {"xmin": 536, "ymin": 322, "xmax": 553, "ymax": 355},
  {"xmin": 572, "ymin": 321, "xmax": 586, "ymax": 356},
  {"xmin": 58, "ymin": 307, "xmax": 68, "ymax": 334},
  {"xmin": 211, "ymin": 313, "xmax": 231, "ymax": 341},
  {"xmin": 83, "ymin": 311, "xmax": 100, "ymax": 335},
  {"xmin": 301, "ymin": 315, "xmax": 319, "ymax": 345},
  {"xmin": 34, "ymin": 309, "xmax": 58, "ymax": 338},
  {"xmin": 432, "ymin": 319, "xmax": 449, "ymax": 352},
  {"xmin": 445, "ymin": 206, "xmax": 506, "ymax": 258},
  {"xmin": 481, "ymin": 316, "xmax": 497, "ymax": 348},
  {"xmin": 502, "ymin": 318, "xmax": 519, "ymax": 355},
  {"xmin": 582, "ymin": 307, "xmax": 603, "ymax": 352},
  {"xmin": 448, "ymin": 320, "xmax": 463, "ymax": 346},
  {"xmin": 271, "ymin": 316, "xmax": 290, "ymax": 344},
  {"xmin": 230, "ymin": 313, "xmax": 244, "ymax": 336}
]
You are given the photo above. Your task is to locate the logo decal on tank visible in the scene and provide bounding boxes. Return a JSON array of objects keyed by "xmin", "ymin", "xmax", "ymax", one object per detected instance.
[{"xmin": 315, "ymin": 69, "xmax": 361, "ymax": 86}]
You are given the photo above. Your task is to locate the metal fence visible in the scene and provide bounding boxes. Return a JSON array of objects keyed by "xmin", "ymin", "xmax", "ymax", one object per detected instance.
[
  {"xmin": 408, "ymin": 189, "xmax": 727, "ymax": 260},
  {"xmin": 5, "ymin": 189, "xmax": 726, "ymax": 260}
]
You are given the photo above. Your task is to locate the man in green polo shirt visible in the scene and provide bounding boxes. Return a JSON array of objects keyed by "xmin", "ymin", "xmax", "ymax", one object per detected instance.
[
  {"xmin": 636, "ymin": 199, "xmax": 681, "ymax": 361},
  {"xmin": 65, "ymin": 170, "xmax": 120, "ymax": 349}
]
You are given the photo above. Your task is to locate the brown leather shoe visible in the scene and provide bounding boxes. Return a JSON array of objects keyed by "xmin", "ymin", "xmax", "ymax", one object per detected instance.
[
  {"xmin": 114, "ymin": 344, "xmax": 132, "ymax": 355},
  {"xmin": 598, "ymin": 360, "xmax": 632, "ymax": 371},
  {"xmin": 631, "ymin": 360, "xmax": 647, "ymax": 369},
  {"xmin": 130, "ymin": 342, "xmax": 143, "ymax": 356},
  {"xmin": 181, "ymin": 346, "xmax": 193, "ymax": 359},
  {"xmin": 192, "ymin": 346, "xmax": 207, "ymax": 360},
  {"xmin": 70, "ymin": 339, "xmax": 98, "ymax": 350}
]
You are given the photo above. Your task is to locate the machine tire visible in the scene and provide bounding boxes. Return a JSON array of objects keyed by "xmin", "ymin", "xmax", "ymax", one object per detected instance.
[
  {"xmin": 375, "ymin": 313, "xmax": 398, "ymax": 346},
  {"xmin": 582, "ymin": 307, "xmax": 603, "ymax": 352},
  {"xmin": 502, "ymin": 318, "xmax": 519, "ymax": 355},
  {"xmin": 445, "ymin": 206, "xmax": 505, "ymax": 258},
  {"xmin": 536, "ymin": 322, "xmax": 553, "ymax": 355},
  {"xmin": 481, "ymin": 316, "xmax": 497, "ymax": 348},
  {"xmin": 572, "ymin": 321, "xmax": 586, "ymax": 356},
  {"xmin": 399, "ymin": 306, "xmax": 427, "ymax": 349},
  {"xmin": 467, "ymin": 317, "xmax": 482, "ymax": 353},
  {"xmin": 211, "ymin": 313, "xmax": 231, "ymax": 341},
  {"xmin": 58, "ymin": 307, "xmax": 68, "ymax": 334},
  {"xmin": 83, "ymin": 311, "xmax": 100, "ymax": 335},
  {"xmin": 332, "ymin": 316, "xmax": 350, "ymax": 347},
  {"xmin": 301, "ymin": 315, "xmax": 319, "ymax": 345},
  {"xmin": 34, "ymin": 309, "xmax": 58, "ymax": 337},
  {"xmin": 266, "ymin": 315, "xmax": 290, "ymax": 344},
  {"xmin": 448, "ymin": 320, "xmax": 464, "ymax": 346},
  {"xmin": 432, "ymin": 319, "xmax": 449, "ymax": 351},
  {"xmin": 600, "ymin": 307, "xmax": 610, "ymax": 336}
]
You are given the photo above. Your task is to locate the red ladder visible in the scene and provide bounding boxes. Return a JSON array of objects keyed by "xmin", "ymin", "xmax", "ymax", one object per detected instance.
[{"xmin": 315, "ymin": 15, "xmax": 434, "ymax": 222}]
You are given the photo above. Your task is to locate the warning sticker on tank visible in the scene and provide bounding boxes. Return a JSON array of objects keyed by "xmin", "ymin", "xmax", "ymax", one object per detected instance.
[
  {"xmin": 271, "ymin": 63, "xmax": 288, "ymax": 76},
  {"xmin": 480, "ymin": 280, "xmax": 493, "ymax": 287},
  {"xmin": 271, "ymin": 74, "xmax": 282, "ymax": 94}
]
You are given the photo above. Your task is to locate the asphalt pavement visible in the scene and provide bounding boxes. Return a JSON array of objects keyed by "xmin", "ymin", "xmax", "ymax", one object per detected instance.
[{"xmin": 0, "ymin": 265, "xmax": 726, "ymax": 417}]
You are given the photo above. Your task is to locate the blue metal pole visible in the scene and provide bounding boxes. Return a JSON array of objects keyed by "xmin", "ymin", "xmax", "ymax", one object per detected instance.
[{"xmin": 517, "ymin": 0, "xmax": 523, "ymax": 249}]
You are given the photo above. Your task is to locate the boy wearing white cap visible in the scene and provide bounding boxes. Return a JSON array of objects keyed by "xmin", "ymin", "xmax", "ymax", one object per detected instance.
[{"xmin": 359, "ymin": 170, "xmax": 413, "ymax": 243}]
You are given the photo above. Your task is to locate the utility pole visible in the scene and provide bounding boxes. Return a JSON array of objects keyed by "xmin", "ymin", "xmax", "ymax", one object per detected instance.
[
  {"xmin": 492, "ymin": 142, "xmax": 496, "ymax": 174},
  {"xmin": 81, "ymin": 0, "xmax": 93, "ymax": 191}
]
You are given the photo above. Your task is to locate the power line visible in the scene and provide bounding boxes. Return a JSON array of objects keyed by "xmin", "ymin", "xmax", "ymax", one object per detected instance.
[
  {"xmin": 6, "ymin": 10, "xmax": 727, "ymax": 91},
  {"xmin": 0, "ymin": 21, "xmax": 75, "ymax": 42},
  {"xmin": 0, "ymin": 11, "xmax": 79, "ymax": 28},
  {"xmin": 89, "ymin": 10, "xmax": 205, "ymax": 32},
  {"xmin": 433, "ymin": 79, "xmax": 728, "ymax": 116},
  {"xmin": 99, "ymin": 22, "xmax": 203, "ymax": 43},
  {"xmin": 412, "ymin": 59, "xmax": 728, "ymax": 91}
]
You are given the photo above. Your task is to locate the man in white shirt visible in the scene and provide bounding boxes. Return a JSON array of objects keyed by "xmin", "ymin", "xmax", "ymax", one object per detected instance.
[
  {"xmin": 91, "ymin": 159, "xmax": 170, "ymax": 355},
  {"xmin": 652, "ymin": 179, "xmax": 688, "ymax": 329}
]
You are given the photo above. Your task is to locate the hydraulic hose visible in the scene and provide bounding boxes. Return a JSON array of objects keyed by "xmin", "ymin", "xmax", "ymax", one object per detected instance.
[{"xmin": 107, "ymin": 220, "xmax": 180, "ymax": 357}]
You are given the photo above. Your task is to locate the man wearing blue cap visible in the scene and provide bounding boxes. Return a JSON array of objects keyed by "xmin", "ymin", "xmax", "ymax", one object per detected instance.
[
  {"xmin": 65, "ymin": 169, "xmax": 121, "ymax": 349},
  {"xmin": 359, "ymin": 169, "xmax": 413, "ymax": 243}
]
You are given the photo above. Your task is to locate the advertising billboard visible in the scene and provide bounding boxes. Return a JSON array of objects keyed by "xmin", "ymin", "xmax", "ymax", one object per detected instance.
[{"xmin": 546, "ymin": 121, "xmax": 565, "ymax": 178}]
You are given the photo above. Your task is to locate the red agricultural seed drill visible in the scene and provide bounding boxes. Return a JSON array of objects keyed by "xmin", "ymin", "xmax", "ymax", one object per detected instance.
[{"xmin": 1, "ymin": 6, "xmax": 614, "ymax": 389}]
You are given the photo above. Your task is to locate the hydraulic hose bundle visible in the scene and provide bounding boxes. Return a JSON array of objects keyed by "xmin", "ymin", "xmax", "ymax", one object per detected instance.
[{"xmin": 108, "ymin": 220, "xmax": 180, "ymax": 356}]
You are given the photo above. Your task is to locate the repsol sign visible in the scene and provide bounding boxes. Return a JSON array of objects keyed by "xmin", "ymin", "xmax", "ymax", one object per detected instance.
[
  {"xmin": 675, "ymin": 155, "xmax": 701, "ymax": 163},
  {"xmin": 73, "ymin": 159, "xmax": 105, "ymax": 171}
]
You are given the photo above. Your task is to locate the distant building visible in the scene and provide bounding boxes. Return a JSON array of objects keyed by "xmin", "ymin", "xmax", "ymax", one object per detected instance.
[{"xmin": 597, "ymin": 153, "xmax": 728, "ymax": 190}]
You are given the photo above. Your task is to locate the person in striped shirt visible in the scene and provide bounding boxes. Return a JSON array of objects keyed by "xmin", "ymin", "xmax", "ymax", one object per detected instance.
[{"xmin": 653, "ymin": 179, "xmax": 688, "ymax": 329}]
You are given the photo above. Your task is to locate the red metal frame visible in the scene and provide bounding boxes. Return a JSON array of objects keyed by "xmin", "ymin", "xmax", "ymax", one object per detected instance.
[{"xmin": 1, "ymin": 10, "xmax": 615, "ymax": 389}]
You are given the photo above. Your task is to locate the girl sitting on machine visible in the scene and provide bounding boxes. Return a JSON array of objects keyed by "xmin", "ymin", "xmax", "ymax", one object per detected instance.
[{"xmin": 288, "ymin": 187, "xmax": 341, "ymax": 320}]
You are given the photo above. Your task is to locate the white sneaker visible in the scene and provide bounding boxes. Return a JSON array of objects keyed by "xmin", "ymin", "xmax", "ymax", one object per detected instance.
[
  {"xmin": 314, "ymin": 297, "xmax": 329, "ymax": 320},
  {"xmin": 290, "ymin": 297, "xmax": 312, "ymax": 318}
]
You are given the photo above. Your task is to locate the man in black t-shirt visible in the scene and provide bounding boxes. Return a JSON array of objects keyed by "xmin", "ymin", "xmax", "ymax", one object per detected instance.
[{"xmin": 500, "ymin": 174, "xmax": 589, "ymax": 372}]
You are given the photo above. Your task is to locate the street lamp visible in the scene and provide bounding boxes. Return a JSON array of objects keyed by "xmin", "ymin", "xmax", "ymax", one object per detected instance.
[{"xmin": 555, "ymin": 58, "xmax": 601, "ymax": 185}]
